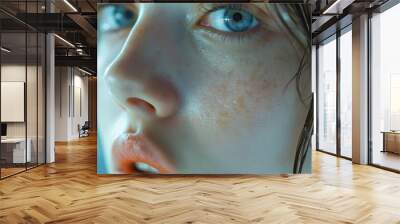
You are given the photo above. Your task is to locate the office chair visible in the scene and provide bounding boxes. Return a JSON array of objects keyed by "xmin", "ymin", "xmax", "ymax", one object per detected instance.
[{"xmin": 79, "ymin": 121, "xmax": 90, "ymax": 138}]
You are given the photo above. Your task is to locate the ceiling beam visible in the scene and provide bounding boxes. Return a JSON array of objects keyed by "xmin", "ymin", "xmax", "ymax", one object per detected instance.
[
  {"xmin": 67, "ymin": 13, "xmax": 97, "ymax": 40},
  {"xmin": 5, "ymin": 13, "xmax": 83, "ymax": 32},
  {"xmin": 322, "ymin": 0, "xmax": 356, "ymax": 14},
  {"xmin": 55, "ymin": 55, "xmax": 96, "ymax": 72}
]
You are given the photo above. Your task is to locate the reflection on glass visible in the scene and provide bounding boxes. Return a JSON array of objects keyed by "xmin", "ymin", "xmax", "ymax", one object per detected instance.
[
  {"xmin": 340, "ymin": 29, "xmax": 352, "ymax": 158},
  {"xmin": 318, "ymin": 37, "xmax": 337, "ymax": 154},
  {"xmin": 1, "ymin": 31, "xmax": 27, "ymax": 177},
  {"xmin": 27, "ymin": 32, "xmax": 38, "ymax": 169},
  {"xmin": 0, "ymin": 0, "xmax": 46, "ymax": 178},
  {"xmin": 371, "ymin": 3, "xmax": 400, "ymax": 171}
]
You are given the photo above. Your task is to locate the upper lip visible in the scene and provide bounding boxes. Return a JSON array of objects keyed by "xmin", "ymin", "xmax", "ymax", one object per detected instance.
[{"xmin": 112, "ymin": 132, "xmax": 175, "ymax": 174}]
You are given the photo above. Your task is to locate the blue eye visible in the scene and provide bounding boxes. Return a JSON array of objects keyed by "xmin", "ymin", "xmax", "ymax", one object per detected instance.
[
  {"xmin": 99, "ymin": 5, "xmax": 136, "ymax": 32},
  {"xmin": 205, "ymin": 8, "xmax": 259, "ymax": 32}
]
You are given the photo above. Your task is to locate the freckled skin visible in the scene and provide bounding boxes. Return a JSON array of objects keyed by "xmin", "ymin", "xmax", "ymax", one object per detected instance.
[{"xmin": 98, "ymin": 3, "xmax": 311, "ymax": 174}]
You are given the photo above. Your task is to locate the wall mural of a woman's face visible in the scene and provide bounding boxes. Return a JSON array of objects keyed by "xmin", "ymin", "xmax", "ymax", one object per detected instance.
[{"xmin": 97, "ymin": 3, "xmax": 312, "ymax": 174}]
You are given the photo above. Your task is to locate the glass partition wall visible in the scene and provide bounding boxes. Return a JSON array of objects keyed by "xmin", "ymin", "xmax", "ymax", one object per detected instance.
[
  {"xmin": 316, "ymin": 26, "xmax": 353, "ymax": 159},
  {"xmin": 0, "ymin": 30, "xmax": 27, "ymax": 177},
  {"xmin": 0, "ymin": 1, "xmax": 46, "ymax": 179},
  {"xmin": 370, "ymin": 2, "xmax": 400, "ymax": 172}
]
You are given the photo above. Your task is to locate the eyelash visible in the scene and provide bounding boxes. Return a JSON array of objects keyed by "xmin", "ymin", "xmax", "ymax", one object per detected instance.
[
  {"xmin": 195, "ymin": 23, "xmax": 260, "ymax": 45},
  {"xmin": 99, "ymin": 4, "xmax": 266, "ymax": 43},
  {"xmin": 196, "ymin": 4, "xmax": 265, "ymax": 43}
]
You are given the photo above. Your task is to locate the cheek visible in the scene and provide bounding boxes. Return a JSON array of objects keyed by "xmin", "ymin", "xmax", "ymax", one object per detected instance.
[
  {"xmin": 189, "ymin": 45, "xmax": 300, "ymax": 130},
  {"xmin": 197, "ymin": 74, "xmax": 284, "ymax": 131}
]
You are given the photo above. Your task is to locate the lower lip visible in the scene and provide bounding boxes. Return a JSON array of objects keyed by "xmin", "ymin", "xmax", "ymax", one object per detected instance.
[{"xmin": 112, "ymin": 133, "xmax": 175, "ymax": 174}]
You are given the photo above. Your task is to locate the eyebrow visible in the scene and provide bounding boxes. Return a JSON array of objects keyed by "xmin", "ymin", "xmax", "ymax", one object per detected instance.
[{"xmin": 195, "ymin": 2, "xmax": 271, "ymax": 16}]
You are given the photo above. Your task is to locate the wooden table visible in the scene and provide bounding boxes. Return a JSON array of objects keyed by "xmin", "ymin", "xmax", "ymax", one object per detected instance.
[
  {"xmin": 381, "ymin": 131, "xmax": 400, "ymax": 154},
  {"xmin": 1, "ymin": 138, "xmax": 31, "ymax": 164}
]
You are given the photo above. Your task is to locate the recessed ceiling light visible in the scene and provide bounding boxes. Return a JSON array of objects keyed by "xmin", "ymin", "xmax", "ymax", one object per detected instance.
[
  {"xmin": 54, "ymin": 34, "xmax": 75, "ymax": 48},
  {"xmin": 78, "ymin": 67, "xmax": 93, "ymax": 76},
  {"xmin": 1, "ymin": 47, "xmax": 11, "ymax": 53},
  {"xmin": 322, "ymin": 0, "xmax": 354, "ymax": 15},
  {"xmin": 63, "ymin": 0, "xmax": 78, "ymax": 12}
]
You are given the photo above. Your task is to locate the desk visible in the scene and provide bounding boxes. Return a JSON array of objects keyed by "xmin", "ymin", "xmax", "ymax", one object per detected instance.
[
  {"xmin": 382, "ymin": 131, "xmax": 400, "ymax": 154},
  {"xmin": 1, "ymin": 138, "xmax": 31, "ymax": 163}
]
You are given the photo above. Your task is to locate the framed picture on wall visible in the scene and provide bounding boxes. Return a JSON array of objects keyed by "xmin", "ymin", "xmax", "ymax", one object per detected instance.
[
  {"xmin": 97, "ymin": 2, "xmax": 313, "ymax": 174},
  {"xmin": 1, "ymin": 81, "xmax": 25, "ymax": 123}
]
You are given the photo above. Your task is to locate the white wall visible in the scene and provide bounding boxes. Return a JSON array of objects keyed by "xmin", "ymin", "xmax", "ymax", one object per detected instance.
[
  {"xmin": 54, "ymin": 67, "xmax": 89, "ymax": 141},
  {"xmin": 72, "ymin": 72, "xmax": 89, "ymax": 138},
  {"xmin": 1, "ymin": 65, "xmax": 40, "ymax": 137},
  {"xmin": 55, "ymin": 66, "xmax": 69, "ymax": 141},
  {"xmin": 1, "ymin": 66, "xmax": 26, "ymax": 141}
]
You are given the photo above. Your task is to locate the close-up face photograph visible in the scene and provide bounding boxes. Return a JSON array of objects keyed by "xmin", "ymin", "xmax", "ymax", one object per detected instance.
[
  {"xmin": 97, "ymin": 2, "xmax": 312, "ymax": 174},
  {"xmin": 4, "ymin": 1, "xmax": 400, "ymax": 222}
]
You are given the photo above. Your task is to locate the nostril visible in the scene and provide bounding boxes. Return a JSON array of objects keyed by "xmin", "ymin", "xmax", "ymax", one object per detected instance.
[
  {"xmin": 132, "ymin": 162, "xmax": 160, "ymax": 174},
  {"xmin": 126, "ymin": 97, "xmax": 156, "ymax": 114}
]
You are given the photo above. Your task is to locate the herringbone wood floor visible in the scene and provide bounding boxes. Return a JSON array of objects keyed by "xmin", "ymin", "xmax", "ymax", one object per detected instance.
[{"xmin": 1, "ymin": 135, "xmax": 400, "ymax": 224}]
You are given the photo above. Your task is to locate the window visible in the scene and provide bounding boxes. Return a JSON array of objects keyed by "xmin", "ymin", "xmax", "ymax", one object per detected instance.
[
  {"xmin": 370, "ymin": 2, "xmax": 400, "ymax": 171},
  {"xmin": 317, "ymin": 36, "xmax": 337, "ymax": 155},
  {"xmin": 340, "ymin": 28, "xmax": 352, "ymax": 158}
]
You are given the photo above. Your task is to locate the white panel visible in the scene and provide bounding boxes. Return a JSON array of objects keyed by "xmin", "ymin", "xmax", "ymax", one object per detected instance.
[
  {"xmin": 75, "ymin": 87, "xmax": 81, "ymax": 118},
  {"xmin": 1, "ymin": 82, "xmax": 25, "ymax": 122}
]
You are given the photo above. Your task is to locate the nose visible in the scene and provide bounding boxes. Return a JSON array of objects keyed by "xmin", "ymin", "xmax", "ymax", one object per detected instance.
[{"xmin": 104, "ymin": 19, "xmax": 179, "ymax": 119}]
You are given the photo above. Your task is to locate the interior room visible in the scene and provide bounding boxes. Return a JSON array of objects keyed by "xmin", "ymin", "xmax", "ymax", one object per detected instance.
[{"xmin": 0, "ymin": 0, "xmax": 399, "ymax": 223}]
